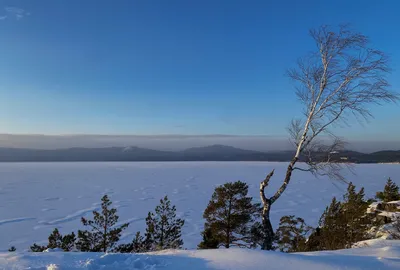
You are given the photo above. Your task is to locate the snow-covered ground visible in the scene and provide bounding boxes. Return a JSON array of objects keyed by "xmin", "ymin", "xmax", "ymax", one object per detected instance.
[
  {"xmin": 1, "ymin": 240, "xmax": 400, "ymax": 269},
  {"xmin": 0, "ymin": 162, "xmax": 399, "ymax": 252}
]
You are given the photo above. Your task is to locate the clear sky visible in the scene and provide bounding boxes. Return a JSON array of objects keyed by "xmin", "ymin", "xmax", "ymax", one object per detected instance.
[{"xmin": 1, "ymin": 0, "xmax": 399, "ymax": 142}]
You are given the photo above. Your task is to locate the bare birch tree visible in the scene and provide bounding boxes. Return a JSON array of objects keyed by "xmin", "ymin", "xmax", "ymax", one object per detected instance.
[{"xmin": 259, "ymin": 24, "xmax": 399, "ymax": 250}]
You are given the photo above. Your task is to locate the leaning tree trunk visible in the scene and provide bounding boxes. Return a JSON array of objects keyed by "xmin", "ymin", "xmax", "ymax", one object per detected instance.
[
  {"xmin": 261, "ymin": 200, "xmax": 274, "ymax": 250},
  {"xmin": 259, "ymin": 157, "xmax": 298, "ymax": 250},
  {"xmin": 259, "ymin": 170, "xmax": 275, "ymax": 250}
]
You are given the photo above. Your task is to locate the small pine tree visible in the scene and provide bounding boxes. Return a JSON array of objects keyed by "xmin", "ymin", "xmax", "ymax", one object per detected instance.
[
  {"xmin": 342, "ymin": 183, "xmax": 370, "ymax": 246},
  {"xmin": 8, "ymin": 246, "xmax": 16, "ymax": 252},
  {"xmin": 376, "ymin": 178, "xmax": 400, "ymax": 202},
  {"xmin": 305, "ymin": 227, "xmax": 322, "ymax": 252},
  {"xmin": 76, "ymin": 195, "xmax": 129, "ymax": 252},
  {"xmin": 199, "ymin": 181, "xmax": 261, "ymax": 249},
  {"xmin": 47, "ymin": 228, "xmax": 62, "ymax": 249},
  {"xmin": 30, "ymin": 243, "xmax": 47, "ymax": 252},
  {"xmin": 316, "ymin": 197, "xmax": 345, "ymax": 250},
  {"xmin": 197, "ymin": 228, "xmax": 220, "ymax": 249},
  {"xmin": 315, "ymin": 182, "xmax": 370, "ymax": 251},
  {"xmin": 129, "ymin": 231, "xmax": 149, "ymax": 253},
  {"xmin": 249, "ymin": 221, "xmax": 265, "ymax": 248},
  {"xmin": 274, "ymin": 215, "xmax": 312, "ymax": 252},
  {"xmin": 145, "ymin": 196, "xmax": 185, "ymax": 251},
  {"xmin": 114, "ymin": 232, "xmax": 149, "ymax": 253},
  {"xmin": 47, "ymin": 228, "xmax": 76, "ymax": 251},
  {"xmin": 61, "ymin": 231, "xmax": 76, "ymax": 251},
  {"xmin": 31, "ymin": 228, "xmax": 76, "ymax": 252},
  {"xmin": 113, "ymin": 242, "xmax": 132, "ymax": 253}
]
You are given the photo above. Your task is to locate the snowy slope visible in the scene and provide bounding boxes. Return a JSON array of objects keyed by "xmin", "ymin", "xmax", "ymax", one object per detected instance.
[
  {"xmin": 1, "ymin": 241, "xmax": 400, "ymax": 270},
  {"xmin": 0, "ymin": 162, "xmax": 399, "ymax": 251}
]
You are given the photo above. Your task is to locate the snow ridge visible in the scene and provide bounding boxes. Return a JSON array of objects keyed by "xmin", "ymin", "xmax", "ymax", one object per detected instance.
[{"xmin": 1, "ymin": 244, "xmax": 400, "ymax": 270}]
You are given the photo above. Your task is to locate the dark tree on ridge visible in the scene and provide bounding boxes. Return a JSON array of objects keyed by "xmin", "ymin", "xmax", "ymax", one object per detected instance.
[{"xmin": 199, "ymin": 181, "xmax": 261, "ymax": 249}]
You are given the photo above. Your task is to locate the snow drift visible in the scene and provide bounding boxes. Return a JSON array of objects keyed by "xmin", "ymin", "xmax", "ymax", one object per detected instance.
[{"xmin": 1, "ymin": 240, "xmax": 400, "ymax": 270}]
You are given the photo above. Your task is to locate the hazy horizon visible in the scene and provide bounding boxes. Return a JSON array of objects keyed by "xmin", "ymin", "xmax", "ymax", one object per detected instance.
[{"xmin": 1, "ymin": 134, "xmax": 399, "ymax": 153}]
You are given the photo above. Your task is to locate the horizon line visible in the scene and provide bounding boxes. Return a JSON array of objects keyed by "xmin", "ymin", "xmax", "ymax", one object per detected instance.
[{"xmin": 0, "ymin": 133, "xmax": 399, "ymax": 142}]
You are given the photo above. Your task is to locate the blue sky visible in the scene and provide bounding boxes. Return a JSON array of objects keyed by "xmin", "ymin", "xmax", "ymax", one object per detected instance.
[{"xmin": 0, "ymin": 0, "xmax": 399, "ymax": 141}]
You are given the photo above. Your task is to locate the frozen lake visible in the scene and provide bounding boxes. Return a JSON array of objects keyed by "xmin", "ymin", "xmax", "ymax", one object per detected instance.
[{"xmin": 0, "ymin": 162, "xmax": 399, "ymax": 251}]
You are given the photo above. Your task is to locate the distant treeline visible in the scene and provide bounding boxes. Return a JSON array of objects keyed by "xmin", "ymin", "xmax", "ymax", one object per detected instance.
[{"xmin": 0, "ymin": 145, "xmax": 399, "ymax": 163}]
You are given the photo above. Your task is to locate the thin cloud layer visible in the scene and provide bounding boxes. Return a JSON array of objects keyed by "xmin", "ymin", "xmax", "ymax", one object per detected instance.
[{"xmin": 1, "ymin": 7, "xmax": 30, "ymax": 20}]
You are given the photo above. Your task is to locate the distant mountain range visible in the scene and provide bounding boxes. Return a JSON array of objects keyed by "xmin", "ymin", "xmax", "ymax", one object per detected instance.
[{"xmin": 0, "ymin": 145, "xmax": 399, "ymax": 163}]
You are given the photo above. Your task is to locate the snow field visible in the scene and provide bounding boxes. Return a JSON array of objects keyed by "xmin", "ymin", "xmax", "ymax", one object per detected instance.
[
  {"xmin": 0, "ymin": 162, "xmax": 399, "ymax": 252},
  {"xmin": 1, "ymin": 241, "xmax": 400, "ymax": 270}
]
